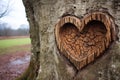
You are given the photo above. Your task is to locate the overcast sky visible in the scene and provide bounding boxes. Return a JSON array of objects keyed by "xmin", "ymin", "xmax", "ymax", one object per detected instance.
[{"xmin": 0, "ymin": 0, "xmax": 28, "ymax": 29}]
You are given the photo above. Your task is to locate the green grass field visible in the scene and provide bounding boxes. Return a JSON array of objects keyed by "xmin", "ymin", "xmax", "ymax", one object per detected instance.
[
  {"xmin": 0, "ymin": 38, "xmax": 30, "ymax": 49},
  {"xmin": 0, "ymin": 38, "xmax": 31, "ymax": 55}
]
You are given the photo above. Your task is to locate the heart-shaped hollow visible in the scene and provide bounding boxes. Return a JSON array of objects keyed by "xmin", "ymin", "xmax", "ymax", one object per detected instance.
[{"xmin": 55, "ymin": 12, "xmax": 116, "ymax": 69}]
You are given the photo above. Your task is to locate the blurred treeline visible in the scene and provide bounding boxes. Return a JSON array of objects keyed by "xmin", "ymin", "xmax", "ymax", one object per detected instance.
[{"xmin": 0, "ymin": 23, "xmax": 29, "ymax": 36}]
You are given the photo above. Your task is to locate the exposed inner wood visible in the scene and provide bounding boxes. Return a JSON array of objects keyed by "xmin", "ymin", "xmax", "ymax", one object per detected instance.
[
  {"xmin": 60, "ymin": 21, "xmax": 107, "ymax": 60},
  {"xmin": 55, "ymin": 12, "xmax": 115, "ymax": 69}
]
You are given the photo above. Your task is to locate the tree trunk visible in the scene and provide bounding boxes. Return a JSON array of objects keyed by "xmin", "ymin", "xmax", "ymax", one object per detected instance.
[{"xmin": 18, "ymin": 0, "xmax": 120, "ymax": 80}]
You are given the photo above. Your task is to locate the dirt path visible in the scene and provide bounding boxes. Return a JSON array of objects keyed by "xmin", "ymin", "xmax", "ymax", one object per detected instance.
[{"xmin": 0, "ymin": 51, "xmax": 31, "ymax": 80}]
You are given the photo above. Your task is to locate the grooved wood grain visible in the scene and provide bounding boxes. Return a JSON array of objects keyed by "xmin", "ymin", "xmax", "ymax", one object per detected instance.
[{"xmin": 55, "ymin": 12, "xmax": 115, "ymax": 69}]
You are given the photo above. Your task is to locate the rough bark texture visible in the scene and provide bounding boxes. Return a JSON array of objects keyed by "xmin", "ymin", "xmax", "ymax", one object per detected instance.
[{"xmin": 18, "ymin": 0, "xmax": 120, "ymax": 80}]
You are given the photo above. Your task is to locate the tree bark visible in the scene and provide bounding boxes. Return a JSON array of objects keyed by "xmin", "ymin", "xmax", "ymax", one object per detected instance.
[{"xmin": 18, "ymin": 0, "xmax": 120, "ymax": 80}]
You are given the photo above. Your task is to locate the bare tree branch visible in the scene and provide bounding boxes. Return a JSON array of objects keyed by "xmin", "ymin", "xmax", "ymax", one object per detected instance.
[{"xmin": 0, "ymin": 0, "xmax": 10, "ymax": 18}]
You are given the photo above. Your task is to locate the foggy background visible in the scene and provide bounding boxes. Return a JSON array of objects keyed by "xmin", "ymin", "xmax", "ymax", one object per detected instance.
[{"xmin": 0, "ymin": 0, "xmax": 29, "ymax": 36}]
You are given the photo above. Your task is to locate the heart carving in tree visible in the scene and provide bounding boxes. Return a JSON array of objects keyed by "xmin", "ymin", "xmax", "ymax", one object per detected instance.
[{"xmin": 55, "ymin": 12, "xmax": 116, "ymax": 69}]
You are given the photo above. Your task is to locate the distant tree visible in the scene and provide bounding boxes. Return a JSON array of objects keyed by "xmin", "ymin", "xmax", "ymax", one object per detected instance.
[
  {"xmin": 20, "ymin": 24, "xmax": 29, "ymax": 29},
  {"xmin": 0, "ymin": 23, "xmax": 12, "ymax": 36},
  {"xmin": 0, "ymin": 24, "xmax": 4, "ymax": 36},
  {"xmin": 18, "ymin": 24, "xmax": 29, "ymax": 35},
  {"xmin": 2, "ymin": 23, "xmax": 11, "ymax": 36}
]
